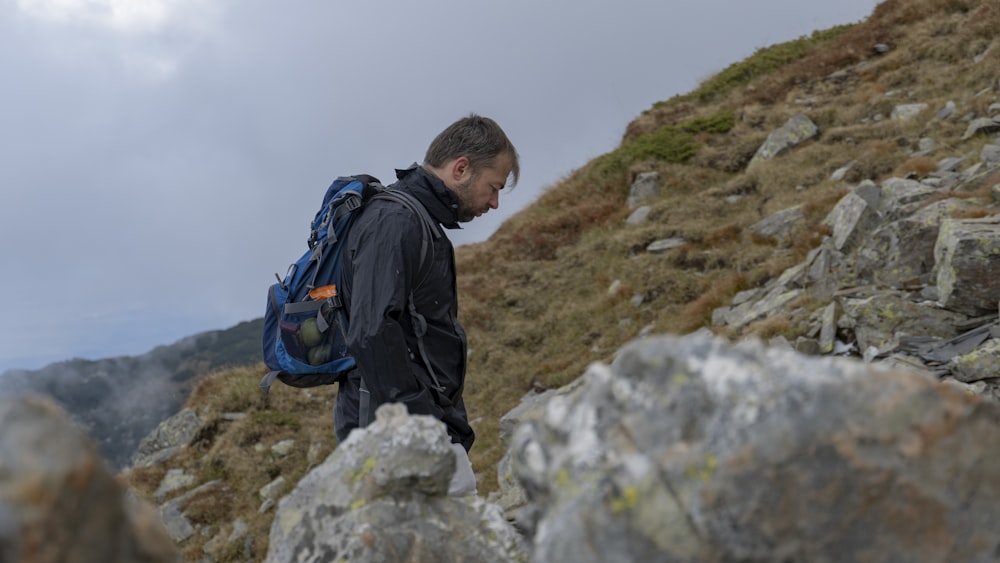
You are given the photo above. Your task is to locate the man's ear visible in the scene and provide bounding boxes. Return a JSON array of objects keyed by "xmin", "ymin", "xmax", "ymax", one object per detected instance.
[{"xmin": 449, "ymin": 156, "xmax": 471, "ymax": 183}]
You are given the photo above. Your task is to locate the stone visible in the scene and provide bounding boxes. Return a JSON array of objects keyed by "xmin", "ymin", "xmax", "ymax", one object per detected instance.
[
  {"xmin": 627, "ymin": 172, "xmax": 660, "ymax": 209},
  {"xmin": 625, "ymin": 205, "xmax": 652, "ymax": 225},
  {"xmin": 852, "ymin": 179, "xmax": 882, "ymax": 209},
  {"xmin": 750, "ymin": 113, "xmax": 819, "ymax": 164},
  {"xmin": 270, "ymin": 439, "xmax": 296, "ymax": 457},
  {"xmin": 154, "ymin": 468, "xmax": 196, "ymax": 499},
  {"xmin": 855, "ymin": 198, "xmax": 979, "ymax": 287},
  {"xmin": 264, "ymin": 404, "xmax": 526, "ymax": 563},
  {"xmin": 935, "ymin": 216, "xmax": 1000, "ymax": 315},
  {"xmin": 830, "ymin": 162, "xmax": 854, "ymax": 181},
  {"xmin": 823, "ymin": 191, "xmax": 881, "ymax": 252},
  {"xmin": 818, "ymin": 301, "xmax": 839, "ymax": 354},
  {"xmin": 961, "ymin": 116, "xmax": 1000, "ymax": 141},
  {"xmin": 890, "ymin": 103, "xmax": 929, "ymax": 121},
  {"xmin": 980, "ymin": 144, "xmax": 1000, "ymax": 165},
  {"xmin": 0, "ymin": 395, "xmax": 179, "ymax": 563},
  {"xmin": 747, "ymin": 205, "xmax": 803, "ymax": 241},
  {"xmin": 917, "ymin": 137, "xmax": 937, "ymax": 153},
  {"xmin": 493, "ymin": 378, "xmax": 587, "ymax": 525},
  {"xmin": 646, "ymin": 238, "xmax": 686, "ymax": 253},
  {"xmin": 937, "ymin": 156, "xmax": 965, "ymax": 173},
  {"xmin": 948, "ymin": 339, "xmax": 1000, "ymax": 384},
  {"xmin": 511, "ymin": 333, "xmax": 1000, "ymax": 562},
  {"xmin": 259, "ymin": 476, "xmax": 287, "ymax": 502},
  {"xmin": 877, "ymin": 177, "xmax": 942, "ymax": 221},
  {"xmin": 839, "ymin": 292, "xmax": 967, "ymax": 352},
  {"xmin": 131, "ymin": 408, "xmax": 205, "ymax": 469},
  {"xmin": 158, "ymin": 480, "xmax": 221, "ymax": 543},
  {"xmin": 933, "ymin": 101, "xmax": 956, "ymax": 121},
  {"xmin": 724, "ymin": 286, "xmax": 803, "ymax": 330}
]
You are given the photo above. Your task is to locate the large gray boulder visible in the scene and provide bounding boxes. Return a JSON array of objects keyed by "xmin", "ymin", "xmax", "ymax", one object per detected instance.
[
  {"xmin": 0, "ymin": 395, "xmax": 179, "ymax": 563},
  {"xmin": 838, "ymin": 291, "xmax": 967, "ymax": 352},
  {"xmin": 510, "ymin": 332, "xmax": 1000, "ymax": 562},
  {"xmin": 265, "ymin": 403, "xmax": 525, "ymax": 563},
  {"xmin": 934, "ymin": 215, "xmax": 1000, "ymax": 315},
  {"xmin": 855, "ymin": 198, "xmax": 979, "ymax": 287}
]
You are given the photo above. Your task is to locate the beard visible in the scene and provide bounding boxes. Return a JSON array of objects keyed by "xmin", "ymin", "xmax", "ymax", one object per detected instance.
[{"xmin": 452, "ymin": 176, "xmax": 480, "ymax": 223}]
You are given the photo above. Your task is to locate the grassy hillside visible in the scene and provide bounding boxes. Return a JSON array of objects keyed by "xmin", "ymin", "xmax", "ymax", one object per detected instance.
[
  {"xmin": 459, "ymin": 0, "xmax": 1000, "ymax": 489},
  {"xmin": 127, "ymin": 0, "xmax": 1000, "ymax": 558}
]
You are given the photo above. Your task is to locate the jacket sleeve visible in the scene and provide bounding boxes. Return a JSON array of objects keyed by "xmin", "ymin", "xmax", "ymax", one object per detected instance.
[{"xmin": 343, "ymin": 204, "xmax": 444, "ymax": 420}]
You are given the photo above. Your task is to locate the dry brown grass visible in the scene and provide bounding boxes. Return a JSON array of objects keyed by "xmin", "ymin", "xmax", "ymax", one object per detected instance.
[
  {"xmin": 895, "ymin": 156, "xmax": 939, "ymax": 178},
  {"xmin": 745, "ymin": 315, "xmax": 794, "ymax": 340}
]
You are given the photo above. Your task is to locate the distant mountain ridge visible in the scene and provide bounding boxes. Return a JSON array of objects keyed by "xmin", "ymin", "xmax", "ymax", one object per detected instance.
[{"xmin": 0, "ymin": 318, "xmax": 263, "ymax": 469}]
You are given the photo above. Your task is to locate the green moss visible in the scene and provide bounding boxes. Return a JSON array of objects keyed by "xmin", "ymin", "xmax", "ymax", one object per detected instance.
[
  {"xmin": 251, "ymin": 411, "xmax": 301, "ymax": 430},
  {"xmin": 589, "ymin": 111, "xmax": 734, "ymax": 183},
  {"xmin": 681, "ymin": 111, "xmax": 736, "ymax": 134},
  {"xmin": 616, "ymin": 126, "xmax": 698, "ymax": 167},
  {"xmin": 665, "ymin": 24, "xmax": 856, "ymax": 104}
]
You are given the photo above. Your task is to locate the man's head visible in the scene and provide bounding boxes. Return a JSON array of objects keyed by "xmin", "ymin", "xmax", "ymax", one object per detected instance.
[{"xmin": 424, "ymin": 114, "xmax": 519, "ymax": 223}]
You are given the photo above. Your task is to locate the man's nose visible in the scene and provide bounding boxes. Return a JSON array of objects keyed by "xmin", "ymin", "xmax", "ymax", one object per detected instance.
[{"xmin": 489, "ymin": 191, "xmax": 499, "ymax": 209}]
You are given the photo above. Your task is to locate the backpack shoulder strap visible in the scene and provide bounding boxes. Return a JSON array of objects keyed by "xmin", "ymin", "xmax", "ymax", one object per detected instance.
[
  {"xmin": 371, "ymin": 188, "xmax": 441, "ymax": 287},
  {"xmin": 369, "ymin": 188, "xmax": 447, "ymax": 395}
]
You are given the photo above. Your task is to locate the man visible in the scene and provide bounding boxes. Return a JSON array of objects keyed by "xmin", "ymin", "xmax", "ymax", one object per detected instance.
[{"xmin": 334, "ymin": 114, "xmax": 519, "ymax": 496}]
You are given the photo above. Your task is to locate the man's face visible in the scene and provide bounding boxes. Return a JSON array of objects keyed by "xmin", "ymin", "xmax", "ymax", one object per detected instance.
[{"xmin": 452, "ymin": 154, "xmax": 513, "ymax": 223}]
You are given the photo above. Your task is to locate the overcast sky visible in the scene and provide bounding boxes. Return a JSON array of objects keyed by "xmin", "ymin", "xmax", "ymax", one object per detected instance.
[{"xmin": 0, "ymin": 0, "xmax": 881, "ymax": 373}]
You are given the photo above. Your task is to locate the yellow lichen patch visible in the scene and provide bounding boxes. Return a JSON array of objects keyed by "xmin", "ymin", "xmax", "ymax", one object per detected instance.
[
  {"xmin": 609, "ymin": 485, "xmax": 640, "ymax": 514},
  {"xmin": 350, "ymin": 456, "xmax": 377, "ymax": 482},
  {"xmin": 685, "ymin": 454, "xmax": 718, "ymax": 482},
  {"xmin": 555, "ymin": 469, "xmax": 572, "ymax": 489}
]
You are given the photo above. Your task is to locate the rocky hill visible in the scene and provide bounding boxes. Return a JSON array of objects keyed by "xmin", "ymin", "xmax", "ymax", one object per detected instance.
[{"xmin": 4, "ymin": 0, "xmax": 1000, "ymax": 561}]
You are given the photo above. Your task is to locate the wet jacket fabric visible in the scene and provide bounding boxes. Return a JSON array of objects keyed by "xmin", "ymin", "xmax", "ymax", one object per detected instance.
[{"xmin": 333, "ymin": 164, "xmax": 474, "ymax": 451}]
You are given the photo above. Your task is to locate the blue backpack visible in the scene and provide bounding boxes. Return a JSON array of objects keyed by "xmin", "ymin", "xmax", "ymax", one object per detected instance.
[{"xmin": 259, "ymin": 174, "xmax": 439, "ymax": 394}]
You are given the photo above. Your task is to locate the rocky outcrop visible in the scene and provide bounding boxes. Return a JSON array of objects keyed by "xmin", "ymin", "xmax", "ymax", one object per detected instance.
[
  {"xmin": 713, "ymin": 125, "xmax": 1000, "ymax": 398},
  {"xmin": 130, "ymin": 407, "xmax": 206, "ymax": 469},
  {"xmin": 0, "ymin": 395, "xmax": 179, "ymax": 563},
  {"xmin": 934, "ymin": 215, "xmax": 1000, "ymax": 315},
  {"xmin": 264, "ymin": 403, "xmax": 526, "ymax": 563},
  {"xmin": 506, "ymin": 332, "xmax": 1000, "ymax": 562}
]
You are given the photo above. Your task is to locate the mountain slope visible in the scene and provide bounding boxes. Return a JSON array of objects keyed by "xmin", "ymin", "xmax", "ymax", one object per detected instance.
[
  {"xmin": 1, "ymin": 318, "xmax": 263, "ymax": 468},
  {"xmin": 456, "ymin": 0, "xmax": 1000, "ymax": 487}
]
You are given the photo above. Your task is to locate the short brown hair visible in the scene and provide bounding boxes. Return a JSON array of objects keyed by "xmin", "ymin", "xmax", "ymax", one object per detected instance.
[{"xmin": 424, "ymin": 114, "xmax": 520, "ymax": 187}]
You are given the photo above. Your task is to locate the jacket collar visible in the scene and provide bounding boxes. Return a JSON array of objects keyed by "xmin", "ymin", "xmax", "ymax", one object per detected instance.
[{"xmin": 392, "ymin": 163, "xmax": 462, "ymax": 230}]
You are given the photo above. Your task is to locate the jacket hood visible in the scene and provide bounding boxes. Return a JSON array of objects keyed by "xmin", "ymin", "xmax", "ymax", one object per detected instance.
[{"xmin": 393, "ymin": 163, "xmax": 462, "ymax": 230}]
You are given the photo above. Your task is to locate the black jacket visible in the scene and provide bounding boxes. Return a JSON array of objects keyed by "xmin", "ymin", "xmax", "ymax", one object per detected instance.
[{"xmin": 334, "ymin": 165, "xmax": 474, "ymax": 451}]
